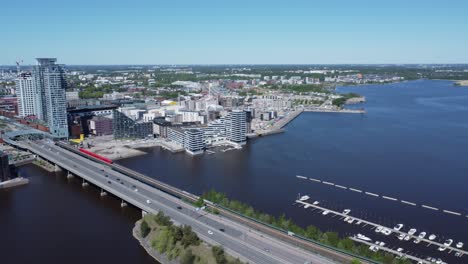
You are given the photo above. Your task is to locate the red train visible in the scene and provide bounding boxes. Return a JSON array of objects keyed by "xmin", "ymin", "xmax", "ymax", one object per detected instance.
[{"xmin": 78, "ymin": 148, "xmax": 113, "ymax": 164}]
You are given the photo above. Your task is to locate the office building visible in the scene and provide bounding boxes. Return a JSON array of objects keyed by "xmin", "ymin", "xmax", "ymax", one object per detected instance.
[
  {"xmin": 225, "ymin": 110, "xmax": 246, "ymax": 145},
  {"xmin": 32, "ymin": 58, "xmax": 69, "ymax": 138}
]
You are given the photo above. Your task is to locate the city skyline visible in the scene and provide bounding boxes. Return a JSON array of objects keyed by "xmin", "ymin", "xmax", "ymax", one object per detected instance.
[{"xmin": 2, "ymin": 0, "xmax": 468, "ymax": 65}]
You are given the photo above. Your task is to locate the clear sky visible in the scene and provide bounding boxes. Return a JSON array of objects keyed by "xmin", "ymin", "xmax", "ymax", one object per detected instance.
[{"xmin": 1, "ymin": 0, "xmax": 467, "ymax": 65}]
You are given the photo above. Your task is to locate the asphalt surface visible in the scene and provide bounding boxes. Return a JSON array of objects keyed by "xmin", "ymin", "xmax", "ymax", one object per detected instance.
[{"xmin": 22, "ymin": 140, "xmax": 337, "ymax": 264}]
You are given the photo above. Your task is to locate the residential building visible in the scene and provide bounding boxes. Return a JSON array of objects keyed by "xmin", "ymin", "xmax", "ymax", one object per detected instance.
[
  {"xmin": 225, "ymin": 110, "xmax": 246, "ymax": 145},
  {"xmin": 184, "ymin": 128, "xmax": 205, "ymax": 155},
  {"xmin": 16, "ymin": 72, "xmax": 39, "ymax": 117},
  {"xmin": 88, "ymin": 116, "xmax": 113, "ymax": 136},
  {"xmin": 113, "ymin": 109, "xmax": 153, "ymax": 139},
  {"xmin": 33, "ymin": 58, "xmax": 68, "ymax": 138}
]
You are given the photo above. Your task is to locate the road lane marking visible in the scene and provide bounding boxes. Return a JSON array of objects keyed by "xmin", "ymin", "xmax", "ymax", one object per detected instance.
[
  {"xmin": 296, "ymin": 175, "xmax": 307, "ymax": 179},
  {"xmin": 365, "ymin": 192, "xmax": 379, "ymax": 197},
  {"xmin": 335, "ymin": 185, "xmax": 347, "ymax": 189},
  {"xmin": 322, "ymin": 181, "xmax": 334, "ymax": 186},
  {"xmin": 349, "ymin": 188, "xmax": 362, "ymax": 193},
  {"xmin": 401, "ymin": 200, "xmax": 417, "ymax": 206}
]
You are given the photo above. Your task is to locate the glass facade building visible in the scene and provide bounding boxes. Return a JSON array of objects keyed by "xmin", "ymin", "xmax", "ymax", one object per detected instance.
[{"xmin": 112, "ymin": 110, "xmax": 153, "ymax": 139}]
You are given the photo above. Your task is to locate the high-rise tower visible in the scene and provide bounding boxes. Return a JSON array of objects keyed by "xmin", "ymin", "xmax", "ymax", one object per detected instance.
[{"xmin": 32, "ymin": 58, "xmax": 68, "ymax": 138}]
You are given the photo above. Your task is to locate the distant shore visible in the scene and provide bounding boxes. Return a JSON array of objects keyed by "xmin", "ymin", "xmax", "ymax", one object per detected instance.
[{"xmin": 455, "ymin": 80, "xmax": 468, "ymax": 86}]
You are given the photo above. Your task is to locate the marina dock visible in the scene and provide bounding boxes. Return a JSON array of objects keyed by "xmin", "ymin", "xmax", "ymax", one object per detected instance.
[{"xmin": 295, "ymin": 198, "xmax": 467, "ymax": 263}]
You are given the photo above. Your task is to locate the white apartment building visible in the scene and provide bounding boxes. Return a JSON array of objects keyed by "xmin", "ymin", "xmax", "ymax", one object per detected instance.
[{"xmin": 16, "ymin": 72, "xmax": 41, "ymax": 118}]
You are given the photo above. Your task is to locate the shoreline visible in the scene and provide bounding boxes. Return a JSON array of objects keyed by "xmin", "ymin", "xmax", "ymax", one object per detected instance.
[{"xmin": 133, "ymin": 220, "xmax": 173, "ymax": 264}]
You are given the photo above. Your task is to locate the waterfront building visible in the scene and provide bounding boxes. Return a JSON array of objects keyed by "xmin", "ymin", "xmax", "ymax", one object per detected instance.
[
  {"xmin": 183, "ymin": 128, "xmax": 205, "ymax": 155},
  {"xmin": 16, "ymin": 72, "xmax": 40, "ymax": 118},
  {"xmin": 167, "ymin": 127, "xmax": 185, "ymax": 146},
  {"xmin": 167, "ymin": 127, "xmax": 205, "ymax": 155},
  {"xmin": 0, "ymin": 151, "xmax": 11, "ymax": 182},
  {"xmin": 32, "ymin": 58, "xmax": 69, "ymax": 138},
  {"xmin": 226, "ymin": 110, "xmax": 247, "ymax": 145},
  {"xmin": 113, "ymin": 110, "xmax": 153, "ymax": 139}
]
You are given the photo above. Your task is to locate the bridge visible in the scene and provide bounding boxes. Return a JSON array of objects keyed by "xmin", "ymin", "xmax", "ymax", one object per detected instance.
[{"xmin": 5, "ymin": 137, "xmax": 373, "ymax": 264}]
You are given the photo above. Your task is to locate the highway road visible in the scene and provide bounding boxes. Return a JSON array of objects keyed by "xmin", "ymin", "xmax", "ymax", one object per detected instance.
[{"xmin": 24, "ymin": 140, "xmax": 337, "ymax": 264}]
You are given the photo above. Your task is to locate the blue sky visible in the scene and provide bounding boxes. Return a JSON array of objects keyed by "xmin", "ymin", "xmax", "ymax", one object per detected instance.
[{"xmin": 1, "ymin": 0, "xmax": 467, "ymax": 65}]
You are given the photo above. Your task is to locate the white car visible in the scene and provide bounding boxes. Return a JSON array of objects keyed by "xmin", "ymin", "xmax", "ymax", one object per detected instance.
[
  {"xmin": 208, "ymin": 230, "xmax": 213, "ymax": 235},
  {"xmin": 146, "ymin": 199, "xmax": 151, "ymax": 204}
]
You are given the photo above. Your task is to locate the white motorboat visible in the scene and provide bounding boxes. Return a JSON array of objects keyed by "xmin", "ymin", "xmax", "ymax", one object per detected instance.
[
  {"xmin": 456, "ymin": 242, "xmax": 464, "ymax": 248},
  {"xmin": 382, "ymin": 228, "xmax": 392, "ymax": 236},
  {"xmin": 299, "ymin": 195, "xmax": 310, "ymax": 201},
  {"xmin": 398, "ymin": 233, "xmax": 405, "ymax": 240},
  {"xmin": 356, "ymin": 233, "xmax": 372, "ymax": 242},
  {"xmin": 408, "ymin": 228, "xmax": 417, "ymax": 236},
  {"xmin": 343, "ymin": 209, "xmax": 351, "ymax": 215},
  {"xmin": 393, "ymin": 223, "xmax": 404, "ymax": 231},
  {"xmin": 304, "ymin": 204, "xmax": 311, "ymax": 209},
  {"xmin": 397, "ymin": 248, "xmax": 404, "ymax": 253},
  {"xmin": 438, "ymin": 246, "xmax": 446, "ymax": 252},
  {"xmin": 404, "ymin": 235, "xmax": 411, "ymax": 241},
  {"xmin": 414, "ymin": 238, "xmax": 421, "ymax": 244},
  {"xmin": 429, "ymin": 234, "xmax": 437, "ymax": 240},
  {"xmin": 343, "ymin": 216, "xmax": 350, "ymax": 222},
  {"xmin": 375, "ymin": 226, "xmax": 383, "ymax": 233},
  {"xmin": 322, "ymin": 210, "xmax": 330, "ymax": 215},
  {"xmin": 443, "ymin": 239, "xmax": 453, "ymax": 247},
  {"xmin": 348, "ymin": 218, "xmax": 355, "ymax": 224},
  {"xmin": 418, "ymin": 232, "xmax": 427, "ymax": 239},
  {"xmin": 312, "ymin": 201, "xmax": 319, "ymax": 205},
  {"xmin": 356, "ymin": 220, "xmax": 362, "ymax": 225}
]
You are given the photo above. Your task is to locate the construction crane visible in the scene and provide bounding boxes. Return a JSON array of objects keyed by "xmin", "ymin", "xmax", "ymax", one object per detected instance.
[{"xmin": 15, "ymin": 59, "xmax": 23, "ymax": 75}]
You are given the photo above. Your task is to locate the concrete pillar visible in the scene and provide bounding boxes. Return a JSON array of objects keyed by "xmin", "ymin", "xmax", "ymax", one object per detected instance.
[
  {"xmin": 67, "ymin": 171, "xmax": 74, "ymax": 179},
  {"xmin": 82, "ymin": 179, "xmax": 88, "ymax": 187},
  {"xmin": 100, "ymin": 189, "xmax": 107, "ymax": 197},
  {"xmin": 54, "ymin": 164, "xmax": 62, "ymax": 172},
  {"xmin": 142, "ymin": 210, "xmax": 148, "ymax": 217},
  {"xmin": 121, "ymin": 200, "xmax": 127, "ymax": 208}
]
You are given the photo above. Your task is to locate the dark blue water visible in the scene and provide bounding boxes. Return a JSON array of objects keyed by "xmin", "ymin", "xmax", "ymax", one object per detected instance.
[{"xmin": 118, "ymin": 80, "xmax": 468, "ymax": 263}]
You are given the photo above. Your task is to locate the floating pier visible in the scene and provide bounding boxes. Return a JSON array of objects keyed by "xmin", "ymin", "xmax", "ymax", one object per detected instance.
[{"xmin": 295, "ymin": 198, "xmax": 467, "ymax": 261}]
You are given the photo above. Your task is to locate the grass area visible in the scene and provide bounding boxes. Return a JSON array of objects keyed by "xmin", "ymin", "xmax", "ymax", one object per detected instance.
[
  {"xmin": 332, "ymin": 93, "xmax": 362, "ymax": 107},
  {"xmin": 140, "ymin": 212, "xmax": 244, "ymax": 264},
  {"xmin": 201, "ymin": 190, "xmax": 412, "ymax": 264}
]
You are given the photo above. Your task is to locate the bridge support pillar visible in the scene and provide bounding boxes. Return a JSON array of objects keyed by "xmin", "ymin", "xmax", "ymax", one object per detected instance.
[
  {"xmin": 82, "ymin": 179, "xmax": 88, "ymax": 187},
  {"xmin": 100, "ymin": 189, "xmax": 107, "ymax": 197},
  {"xmin": 121, "ymin": 200, "xmax": 127, "ymax": 208},
  {"xmin": 142, "ymin": 210, "xmax": 148, "ymax": 217},
  {"xmin": 54, "ymin": 164, "xmax": 62, "ymax": 172},
  {"xmin": 67, "ymin": 171, "xmax": 74, "ymax": 179}
]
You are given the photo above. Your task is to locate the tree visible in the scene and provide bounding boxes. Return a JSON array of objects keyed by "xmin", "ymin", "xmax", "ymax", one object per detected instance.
[
  {"xmin": 180, "ymin": 249, "xmax": 195, "ymax": 264},
  {"xmin": 350, "ymin": 259, "xmax": 361, "ymax": 264},
  {"xmin": 140, "ymin": 220, "xmax": 150, "ymax": 238},
  {"xmin": 181, "ymin": 225, "xmax": 200, "ymax": 248},
  {"xmin": 212, "ymin": 246, "xmax": 227, "ymax": 264}
]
